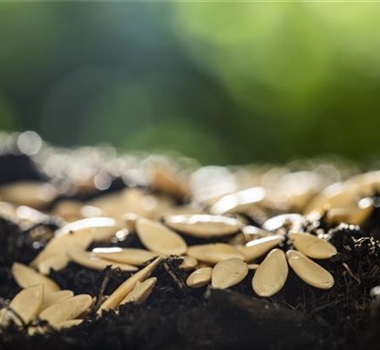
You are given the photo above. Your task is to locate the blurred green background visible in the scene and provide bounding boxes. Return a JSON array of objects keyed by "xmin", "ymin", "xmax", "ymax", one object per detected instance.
[{"xmin": 1, "ymin": 2, "xmax": 380, "ymax": 165}]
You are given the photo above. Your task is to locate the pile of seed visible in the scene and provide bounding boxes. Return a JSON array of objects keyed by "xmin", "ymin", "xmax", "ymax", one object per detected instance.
[{"xmin": 1, "ymin": 134, "xmax": 380, "ymax": 349}]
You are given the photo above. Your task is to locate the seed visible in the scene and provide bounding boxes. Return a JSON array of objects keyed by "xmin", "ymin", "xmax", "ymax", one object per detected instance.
[
  {"xmin": 136, "ymin": 218, "xmax": 187, "ymax": 255},
  {"xmin": 164, "ymin": 214, "xmax": 243, "ymax": 238},
  {"xmin": 98, "ymin": 256, "xmax": 162, "ymax": 312},
  {"xmin": 12, "ymin": 263, "xmax": 60, "ymax": 293},
  {"xmin": 120, "ymin": 277, "xmax": 157, "ymax": 305},
  {"xmin": 7, "ymin": 284, "xmax": 44, "ymax": 324},
  {"xmin": 52, "ymin": 319, "xmax": 83, "ymax": 329},
  {"xmin": 237, "ymin": 235, "xmax": 284, "ymax": 262},
  {"xmin": 123, "ymin": 213, "xmax": 139, "ymax": 232},
  {"xmin": 187, "ymin": 243, "xmax": 244, "ymax": 265},
  {"xmin": 210, "ymin": 187, "xmax": 266, "ymax": 215},
  {"xmin": 212, "ymin": 258, "xmax": 248, "ymax": 289},
  {"xmin": 242, "ymin": 226, "xmax": 274, "ymax": 241},
  {"xmin": 92, "ymin": 247, "xmax": 158, "ymax": 266},
  {"xmin": 0, "ymin": 181, "xmax": 56, "ymax": 208},
  {"xmin": 286, "ymin": 250, "xmax": 334, "ymax": 289},
  {"xmin": 31, "ymin": 229, "xmax": 93, "ymax": 267},
  {"xmin": 39, "ymin": 295, "xmax": 92, "ymax": 324},
  {"xmin": 262, "ymin": 214, "xmax": 303, "ymax": 232},
  {"xmin": 41, "ymin": 290, "xmax": 74, "ymax": 311},
  {"xmin": 37, "ymin": 254, "xmax": 69, "ymax": 275},
  {"xmin": 59, "ymin": 217, "xmax": 120, "ymax": 242},
  {"xmin": 179, "ymin": 256, "xmax": 198, "ymax": 270},
  {"xmin": 252, "ymin": 249, "xmax": 288, "ymax": 297},
  {"xmin": 289, "ymin": 232, "xmax": 337, "ymax": 259},
  {"xmin": 67, "ymin": 249, "xmax": 138, "ymax": 272},
  {"xmin": 326, "ymin": 205, "xmax": 373, "ymax": 226},
  {"xmin": 186, "ymin": 267, "xmax": 213, "ymax": 288}
]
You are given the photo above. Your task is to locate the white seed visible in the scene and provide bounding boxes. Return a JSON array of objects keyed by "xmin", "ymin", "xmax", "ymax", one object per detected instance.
[
  {"xmin": 289, "ymin": 233, "xmax": 337, "ymax": 259},
  {"xmin": 186, "ymin": 267, "xmax": 213, "ymax": 288},
  {"xmin": 212, "ymin": 258, "xmax": 248, "ymax": 289},
  {"xmin": 59, "ymin": 217, "xmax": 120, "ymax": 242},
  {"xmin": 0, "ymin": 181, "xmax": 56, "ymax": 208},
  {"xmin": 41, "ymin": 290, "xmax": 74, "ymax": 311},
  {"xmin": 120, "ymin": 277, "xmax": 157, "ymax": 305},
  {"xmin": 179, "ymin": 256, "xmax": 198, "ymax": 270},
  {"xmin": 136, "ymin": 218, "xmax": 187, "ymax": 255},
  {"xmin": 164, "ymin": 214, "xmax": 243, "ymax": 238},
  {"xmin": 8, "ymin": 284, "xmax": 44, "ymax": 324},
  {"xmin": 236, "ymin": 235, "xmax": 284, "ymax": 262},
  {"xmin": 12, "ymin": 263, "xmax": 60, "ymax": 293},
  {"xmin": 31, "ymin": 229, "xmax": 93, "ymax": 267},
  {"xmin": 52, "ymin": 319, "xmax": 83, "ymax": 329},
  {"xmin": 187, "ymin": 243, "xmax": 244, "ymax": 265},
  {"xmin": 210, "ymin": 187, "xmax": 265, "ymax": 215},
  {"xmin": 39, "ymin": 294, "xmax": 92, "ymax": 324},
  {"xmin": 98, "ymin": 256, "xmax": 162, "ymax": 312},
  {"xmin": 37, "ymin": 254, "xmax": 69, "ymax": 275},
  {"xmin": 286, "ymin": 250, "xmax": 334, "ymax": 290},
  {"xmin": 67, "ymin": 249, "xmax": 138, "ymax": 272},
  {"xmin": 262, "ymin": 214, "xmax": 303, "ymax": 232},
  {"xmin": 252, "ymin": 249, "xmax": 288, "ymax": 297},
  {"xmin": 92, "ymin": 247, "xmax": 158, "ymax": 266}
]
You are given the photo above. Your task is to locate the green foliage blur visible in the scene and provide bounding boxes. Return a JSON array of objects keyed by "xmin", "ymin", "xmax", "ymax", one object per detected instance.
[{"xmin": 1, "ymin": 2, "xmax": 380, "ymax": 165}]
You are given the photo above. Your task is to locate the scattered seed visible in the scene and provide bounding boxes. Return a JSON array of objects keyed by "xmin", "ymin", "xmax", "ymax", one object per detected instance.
[
  {"xmin": 212, "ymin": 258, "xmax": 248, "ymax": 289},
  {"xmin": 136, "ymin": 218, "xmax": 187, "ymax": 255},
  {"xmin": 289, "ymin": 232, "xmax": 337, "ymax": 259},
  {"xmin": 59, "ymin": 217, "xmax": 120, "ymax": 242},
  {"xmin": 164, "ymin": 214, "xmax": 243, "ymax": 238},
  {"xmin": 31, "ymin": 229, "xmax": 93, "ymax": 267},
  {"xmin": 98, "ymin": 256, "xmax": 162, "ymax": 312},
  {"xmin": 262, "ymin": 214, "xmax": 303, "ymax": 232},
  {"xmin": 41, "ymin": 290, "xmax": 74, "ymax": 311},
  {"xmin": 179, "ymin": 256, "xmax": 198, "ymax": 270},
  {"xmin": 12, "ymin": 263, "xmax": 60, "ymax": 292},
  {"xmin": 37, "ymin": 254, "xmax": 69, "ymax": 275},
  {"xmin": 186, "ymin": 267, "xmax": 213, "ymax": 288},
  {"xmin": 7, "ymin": 284, "xmax": 44, "ymax": 324},
  {"xmin": 252, "ymin": 249, "xmax": 288, "ymax": 297},
  {"xmin": 39, "ymin": 294, "xmax": 92, "ymax": 324},
  {"xmin": 187, "ymin": 243, "xmax": 244, "ymax": 265},
  {"xmin": 286, "ymin": 250, "xmax": 334, "ymax": 289},
  {"xmin": 0, "ymin": 181, "xmax": 57, "ymax": 208},
  {"xmin": 120, "ymin": 277, "xmax": 157, "ymax": 305},
  {"xmin": 52, "ymin": 319, "xmax": 83, "ymax": 329},
  {"xmin": 237, "ymin": 235, "xmax": 284, "ymax": 262},
  {"xmin": 67, "ymin": 249, "xmax": 138, "ymax": 272},
  {"xmin": 210, "ymin": 187, "xmax": 265, "ymax": 215},
  {"xmin": 92, "ymin": 247, "xmax": 158, "ymax": 266}
]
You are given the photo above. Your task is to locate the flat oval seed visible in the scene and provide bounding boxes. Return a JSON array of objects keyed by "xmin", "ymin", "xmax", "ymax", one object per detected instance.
[
  {"xmin": 237, "ymin": 235, "xmax": 284, "ymax": 262},
  {"xmin": 252, "ymin": 249, "xmax": 288, "ymax": 297},
  {"xmin": 42, "ymin": 290, "xmax": 74, "ymax": 311},
  {"xmin": 52, "ymin": 319, "xmax": 83, "ymax": 329},
  {"xmin": 289, "ymin": 233, "xmax": 337, "ymax": 259},
  {"xmin": 92, "ymin": 247, "xmax": 158, "ymax": 266},
  {"xmin": 37, "ymin": 254, "xmax": 69, "ymax": 275},
  {"xmin": 179, "ymin": 256, "xmax": 198, "ymax": 270},
  {"xmin": 39, "ymin": 295, "xmax": 92, "ymax": 324},
  {"xmin": 136, "ymin": 218, "xmax": 187, "ymax": 255},
  {"xmin": 12, "ymin": 263, "xmax": 60, "ymax": 292},
  {"xmin": 164, "ymin": 214, "xmax": 243, "ymax": 238},
  {"xmin": 212, "ymin": 258, "xmax": 248, "ymax": 289},
  {"xmin": 67, "ymin": 249, "xmax": 138, "ymax": 272},
  {"xmin": 9, "ymin": 284, "xmax": 44, "ymax": 323},
  {"xmin": 186, "ymin": 267, "xmax": 213, "ymax": 288},
  {"xmin": 98, "ymin": 257, "xmax": 162, "ymax": 312},
  {"xmin": 286, "ymin": 250, "xmax": 334, "ymax": 290},
  {"xmin": 120, "ymin": 277, "xmax": 157, "ymax": 305},
  {"xmin": 187, "ymin": 243, "xmax": 244, "ymax": 265},
  {"xmin": 210, "ymin": 187, "xmax": 266, "ymax": 215}
]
